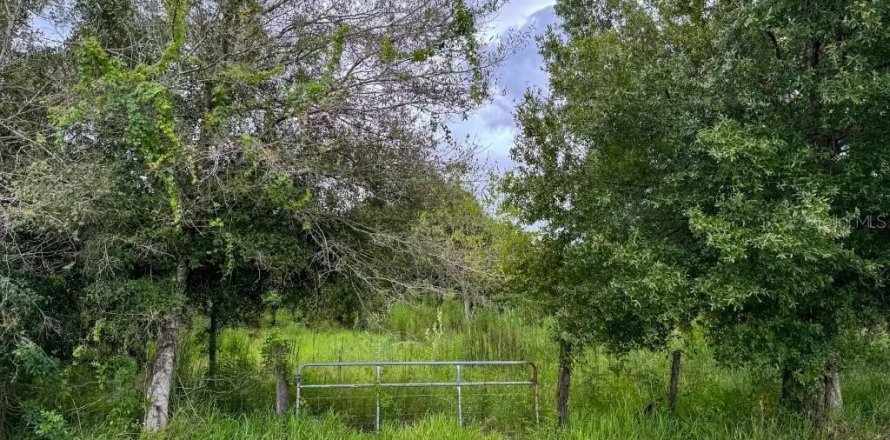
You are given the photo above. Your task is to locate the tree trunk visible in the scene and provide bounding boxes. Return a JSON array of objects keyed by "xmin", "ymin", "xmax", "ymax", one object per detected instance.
[
  {"xmin": 780, "ymin": 367, "xmax": 806, "ymax": 411},
  {"xmin": 0, "ymin": 395, "xmax": 7, "ymax": 440},
  {"xmin": 556, "ymin": 339, "xmax": 573, "ymax": 428},
  {"xmin": 275, "ymin": 344, "xmax": 289, "ymax": 416},
  {"xmin": 143, "ymin": 260, "xmax": 186, "ymax": 432},
  {"xmin": 207, "ymin": 300, "xmax": 219, "ymax": 378},
  {"xmin": 821, "ymin": 364, "xmax": 842, "ymax": 415},
  {"xmin": 814, "ymin": 361, "xmax": 842, "ymax": 427},
  {"xmin": 668, "ymin": 350, "xmax": 681, "ymax": 413},
  {"xmin": 143, "ymin": 316, "xmax": 179, "ymax": 432}
]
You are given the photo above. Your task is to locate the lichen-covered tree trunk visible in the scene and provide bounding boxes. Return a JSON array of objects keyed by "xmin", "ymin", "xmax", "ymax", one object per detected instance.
[
  {"xmin": 275, "ymin": 344, "xmax": 289, "ymax": 416},
  {"xmin": 143, "ymin": 316, "xmax": 179, "ymax": 432},
  {"xmin": 556, "ymin": 339, "xmax": 573, "ymax": 428},
  {"xmin": 143, "ymin": 260, "xmax": 187, "ymax": 432},
  {"xmin": 668, "ymin": 350, "xmax": 681, "ymax": 413},
  {"xmin": 822, "ymin": 366, "xmax": 842, "ymax": 415}
]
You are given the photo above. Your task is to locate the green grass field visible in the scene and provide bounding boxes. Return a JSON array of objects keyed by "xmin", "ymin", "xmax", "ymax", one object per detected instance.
[{"xmin": 66, "ymin": 302, "xmax": 890, "ymax": 439}]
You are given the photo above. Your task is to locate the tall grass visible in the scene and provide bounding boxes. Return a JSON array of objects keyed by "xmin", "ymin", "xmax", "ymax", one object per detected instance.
[{"xmin": 58, "ymin": 301, "xmax": 890, "ymax": 439}]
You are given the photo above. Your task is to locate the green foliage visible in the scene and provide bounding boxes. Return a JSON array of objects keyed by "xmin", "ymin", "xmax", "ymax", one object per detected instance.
[
  {"xmin": 1, "ymin": 276, "xmax": 60, "ymax": 416},
  {"xmin": 451, "ymin": 0, "xmax": 484, "ymax": 102},
  {"xmin": 260, "ymin": 331, "xmax": 294, "ymax": 373},
  {"xmin": 91, "ymin": 356, "xmax": 143, "ymax": 428},
  {"xmin": 261, "ymin": 290, "xmax": 283, "ymax": 311},
  {"xmin": 328, "ymin": 24, "xmax": 351, "ymax": 73},
  {"xmin": 3, "ymin": 0, "xmax": 503, "ymax": 436},
  {"xmin": 158, "ymin": 0, "xmax": 189, "ymax": 68},
  {"xmin": 21, "ymin": 402, "xmax": 69, "ymax": 440},
  {"xmin": 62, "ymin": 305, "xmax": 890, "ymax": 439},
  {"xmin": 83, "ymin": 278, "xmax": 184, "ymax": 354},
  {"xmin": 380, "ymin": 36, "xmax": 397, "ymax": 63},
  {"xmin": 410, "ymin": 48, "xmax": 431, "ymax": 62},
  {"xmin": 505, "ymin": 0, "xmax": 890, "ymax": 410},
  {"xmin": 64, "ymin": 37, "xmax": 188, "ymax": 226},
  {"xmin": 73, "ymin": 0, "xmax": 135, "ymax": 53},
  {"xmin": 12, "ymin": 340, "xmax": 59, "ymax": 383},
  {"xmin": 266, "ymin": 174, "xmax": 312, "ymax": 214},
  {"xmin": 288, "ymin": 24, "xmax": 353, "ymax": 109}
]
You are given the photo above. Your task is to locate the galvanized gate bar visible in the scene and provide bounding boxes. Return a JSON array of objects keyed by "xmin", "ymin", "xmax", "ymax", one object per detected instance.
[
  {"xmin": 298, "ymin": 360, "xmax": 535, "ymax": 367},
  {"xmin": 297, "ymin": 380, "xmax": 533, "ymax": 389},
  {"xmin": 294, "ymin": 360, "xmax": 539, "ymax": 431},
  {"xmin": 455, "ymin": 364, "xmax": 463, "ymax": 426},
  {"xmin": 374, "ymin": 365, "xmax": 381, "ymax": 432}
]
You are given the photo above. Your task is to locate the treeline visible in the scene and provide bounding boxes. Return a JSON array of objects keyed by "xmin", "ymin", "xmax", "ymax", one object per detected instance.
[
  {"xmin": 502, "ymin": 0, "xmax": 890, "ymax": 430},
  {"xmin": 1, "ymin": 0, "xmax": 522, "ymax": 436},
  {"xmin": 1, "ymin": 0, "xmax": 889, "ymax": 438}
]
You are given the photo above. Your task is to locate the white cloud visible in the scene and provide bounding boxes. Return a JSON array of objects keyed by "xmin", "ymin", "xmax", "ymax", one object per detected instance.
[
  {"xmin": 481, "ymin": 0, "xmax": 557, "ymax": 41},
  {"xmin": 451, "ymin": 2, "xmax": 558, "ymax": 173}
]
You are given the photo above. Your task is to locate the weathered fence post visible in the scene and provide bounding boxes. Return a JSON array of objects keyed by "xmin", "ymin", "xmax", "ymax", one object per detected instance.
[
  {"xmin": 668, "ymin": 349, "xmax": 681, "ymax": 413},
  {"xmin": 556, "ymin": 339, "xmax": 573, "ymax": 428},
  {"xmin": 275, "ymin": 344, "xmax": 289, "ymax": 416}
]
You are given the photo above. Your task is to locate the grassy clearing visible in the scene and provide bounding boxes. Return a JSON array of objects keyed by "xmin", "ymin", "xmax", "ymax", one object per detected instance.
[{"xmin": 70, "ymin": 302, "xmax": 890, "ymax": 439}]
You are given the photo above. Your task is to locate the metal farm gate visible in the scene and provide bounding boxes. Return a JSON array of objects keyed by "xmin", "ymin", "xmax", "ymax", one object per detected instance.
[{"xmin": 295, "ymin": 361, "xmax": 539, "ymax": 432}]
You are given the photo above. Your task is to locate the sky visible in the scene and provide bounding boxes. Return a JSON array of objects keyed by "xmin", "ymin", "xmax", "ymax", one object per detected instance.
[
  {"xmin": 449, "ymin": 0, "xmax": 559, "ymax": 173},
  {"xmin": 28, "ymin": 0, "xmax": 559, "ymax": 173}
]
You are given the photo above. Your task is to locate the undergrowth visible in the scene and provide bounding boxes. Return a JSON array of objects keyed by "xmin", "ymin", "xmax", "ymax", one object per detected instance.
[{"xmin": 16, "ymin": 301, "xmax": 890, "ymax": 439}]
